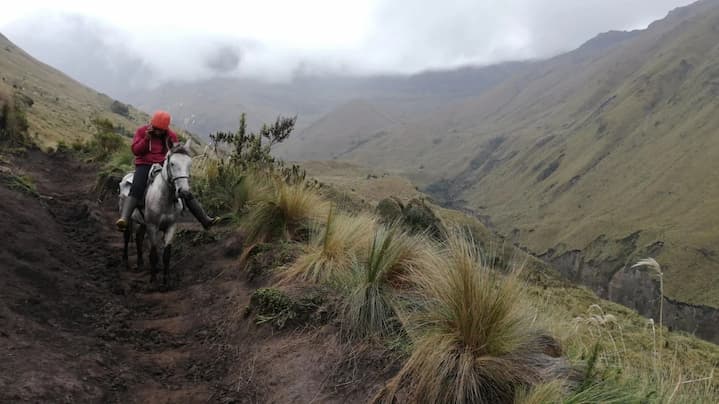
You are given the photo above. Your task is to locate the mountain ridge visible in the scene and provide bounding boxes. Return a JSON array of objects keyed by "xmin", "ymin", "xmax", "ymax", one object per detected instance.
[{"xmin": 281, "ymin": 0, "xmax": 719, "ymax": 310}]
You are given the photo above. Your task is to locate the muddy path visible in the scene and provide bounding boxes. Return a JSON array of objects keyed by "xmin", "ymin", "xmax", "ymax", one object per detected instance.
[
  {"xmin": 0, "ymin": 150, "xmax": 251, "ymax": 403},
  {"xmin": 1, "ymin": 150, "xmax": 394, "ymax": 404}
]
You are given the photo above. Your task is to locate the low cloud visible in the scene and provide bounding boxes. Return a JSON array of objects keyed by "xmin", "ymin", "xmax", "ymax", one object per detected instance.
[{"xmin": 1, "ymin": 0, "xmax": 695, "ymax": 90}]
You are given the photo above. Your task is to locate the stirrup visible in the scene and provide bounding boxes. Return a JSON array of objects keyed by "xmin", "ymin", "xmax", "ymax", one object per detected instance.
[{"xmin": 116, "ymin": 218, "xmax": 128, "ymax": 232}]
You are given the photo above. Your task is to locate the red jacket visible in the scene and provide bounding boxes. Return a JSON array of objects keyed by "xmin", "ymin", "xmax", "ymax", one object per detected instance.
[{"xmin": 131, "ymin": 124, "xmax": 179, "ymax": 165}]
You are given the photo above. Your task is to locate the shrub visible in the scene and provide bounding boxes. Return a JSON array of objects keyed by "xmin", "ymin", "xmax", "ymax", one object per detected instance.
[
  {"xmin": 210, "ymin": 112, "xmax": 296, "ymax": 170},
  {"xmin": 196, "ymin": 161, "xmax": 251, "ymax": 221},
  {"xmin": 83, "ymin": 118, "xmax": 125, "ymax": 161},
  {"xmin": 242, "ymin": 180, "xmax": 329, "ymax": 243},
  {"xmin": 95, "ymin": 147, "xmax": 134, "ymax": 198},
  {"xmin": 0, "ymin": 93, "xmax": 30, "ymax": 146},
  {"xmin": 247, "ymin": 287, "xmax": 324, "ymax": 329},
  {"xmin": 110, "ymin": 100, "xmax": 130, "ymax": 117},
  {"xmin": 338, "ymin": 224, "xmax": 428, "ymax": 339},
  {"xmin": 282, "ymin": 207, "xmax": 376, "ymax": 284},
  {"xmin": 376, "ymin": 197, "xmax": 446, "ymax": 239},
  {"xmin": 382, "ymin": 234, "xmax": 556, "ymax": 403}
]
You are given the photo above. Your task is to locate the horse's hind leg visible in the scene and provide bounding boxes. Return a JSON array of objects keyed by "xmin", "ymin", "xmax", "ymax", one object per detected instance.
[
  {"xmin": 136, "ymin": 224, "xmax": 146, "ymax": 271},
  {"xmin": 149, "ymin": 245, "xmax": 158, "ymax": 283}
]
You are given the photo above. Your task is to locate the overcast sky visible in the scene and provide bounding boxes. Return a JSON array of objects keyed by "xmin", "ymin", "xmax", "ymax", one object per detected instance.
[{"xmin": 1, "ymin": 0, "xmax": 697, "ymax": 82}]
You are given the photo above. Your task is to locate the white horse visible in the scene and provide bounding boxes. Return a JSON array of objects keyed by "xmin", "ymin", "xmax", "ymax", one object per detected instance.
[{"xmin": 118, "ymin": 139, "xmax": 193, "ymax": 285}]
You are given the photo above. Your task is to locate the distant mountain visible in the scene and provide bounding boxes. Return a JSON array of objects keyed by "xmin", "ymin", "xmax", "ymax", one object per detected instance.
[
  {"xmin": 124, "ymin": 62, "xmax": 527, "ymax": 138},
  {"xmin": 292, "ymin": 0, "xmax": 719, "ymax": 311},
  {"xmin": 3, "ymin": 14, "xmax": 527, "ymax": 139}
]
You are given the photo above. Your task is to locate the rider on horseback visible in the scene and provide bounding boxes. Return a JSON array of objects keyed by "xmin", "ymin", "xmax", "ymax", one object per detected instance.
[{"xmin": 115, "ymin": 111, "xmax": 219, "ymax": 231}]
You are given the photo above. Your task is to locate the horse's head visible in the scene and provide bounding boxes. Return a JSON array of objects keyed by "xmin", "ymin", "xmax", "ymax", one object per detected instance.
[{"xmin": 165, "ymin": 138, "xmax": 194, "ymax": 199}]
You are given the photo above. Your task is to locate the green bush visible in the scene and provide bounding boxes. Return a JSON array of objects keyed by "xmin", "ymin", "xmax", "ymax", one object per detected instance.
[
  {"xmin": 84, "ymin": 118, "xmax": 124, "ymax": 161},
  {"xmin": 247, "ymin": 287, "xmax": 324, "ymax": 329},
  {"xmin": 95, "ymin": 147, "xmax": 134, "ymax": 198},
  {"xmin": 110, "ymin": 100, "xmax": 130, "ymax": 117},
  {"xmin": 0, "ymin": 93, "xmax": 30, "ymax": 146}
]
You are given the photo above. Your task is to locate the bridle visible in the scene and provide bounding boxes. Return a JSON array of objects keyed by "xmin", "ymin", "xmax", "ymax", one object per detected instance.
[{"xmin": 162, "ymin": 151, "xmax": 190, "ymax": 193}]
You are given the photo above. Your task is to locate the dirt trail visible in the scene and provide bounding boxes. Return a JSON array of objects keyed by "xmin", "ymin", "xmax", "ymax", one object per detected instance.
[
  {"xmin": 1, "ymin": 150, "xmax": 394, "ymax": 403},
  {"xmin": 0, "ymin": 150, "xmax": 252, "ymax": 403}
]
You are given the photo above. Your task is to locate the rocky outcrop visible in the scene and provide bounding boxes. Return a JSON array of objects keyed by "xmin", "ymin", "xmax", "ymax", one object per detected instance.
[
  {"xmin": 376, "ymin": 197, "xmax": 445, "ymax": 239},
  {"xmin": 541, "ymin": 235, "xmax": 719, "ymax": 344},
  {"xmin": 608, "ymin": 264, "xmax": 662, "ymax": 321}
]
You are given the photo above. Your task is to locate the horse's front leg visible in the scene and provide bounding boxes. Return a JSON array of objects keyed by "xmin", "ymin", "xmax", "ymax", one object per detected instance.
[
  {"xmin": 162, "ymin": 224, "xmax": 177, "ymax": 286},
  {"xmin": 136, "ymin": 224, "xmax": 146, "ymax": 272},
  {"xmin": 122, "ymin": 219, "xmax": 132, "ymax": 270},
  {"xmin": 147, "ymin": 226, "xmax": 161, "ymax": 283}
]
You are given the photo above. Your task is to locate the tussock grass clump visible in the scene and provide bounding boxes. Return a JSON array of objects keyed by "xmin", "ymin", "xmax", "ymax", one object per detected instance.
[
  {"xmin": 382, "ymin": 234, "xmax": 557, "ymax": 403},
  {"xmin": 283, "ymin": 206, "xmax": 376, "ymax": 283},
  {"xmin": 243, "ymin": 180, "xmax": 329, "ymax": 243},
  {"xmin": 339, "ymin": 224, "xmax": 429, "ymax": 339},
  {"xmin": 513, "ymin": 380, "xmax": 565, "ymax": 404},
  {"xmin": 195, "ymin": 160, "xmax": 274, "ymax": 223}
]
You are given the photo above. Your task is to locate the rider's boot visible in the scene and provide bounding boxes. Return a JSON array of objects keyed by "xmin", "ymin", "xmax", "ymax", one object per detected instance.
[
  {"xmin": 116, "ymin": 196, "xmax": 139, "ymax": 232},
  {"xmin": 184, "ymin": 195, "xmax": 220, "ymax": 230}
]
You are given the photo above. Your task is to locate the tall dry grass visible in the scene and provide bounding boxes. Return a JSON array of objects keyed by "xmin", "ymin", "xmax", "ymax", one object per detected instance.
[
  {"xmin": 534, "ymin": 265, "xmax": 719, "ymax": 404},
  {"xmin": 282, "ymin": 207, "xmax": 376, "ymax": 283},
  {"xmin": 381, "ymin": 233, "xmax": 557, "ymax": 403},
  {"xmin": 242, "ymin": 179, "xmax": 329, "ymax": 243},
  {"xmin": 339, "ymin": 224, "xmax": 429, "ymax": 338}
]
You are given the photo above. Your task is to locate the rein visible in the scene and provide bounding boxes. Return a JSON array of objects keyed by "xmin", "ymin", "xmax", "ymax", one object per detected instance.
[{"xmin": 161, "ymin": 152, "xmax": 190, "ymax": 196}]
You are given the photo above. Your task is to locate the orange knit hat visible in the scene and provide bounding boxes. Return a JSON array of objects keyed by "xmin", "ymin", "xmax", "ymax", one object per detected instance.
[{"xmin": 151, "ymin": 110, "xmax": 171, "ymax": 130}]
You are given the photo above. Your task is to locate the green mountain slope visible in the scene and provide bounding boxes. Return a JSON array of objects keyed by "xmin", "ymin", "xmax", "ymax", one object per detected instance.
[
  {"xmin": 288, "ymin": 1, "xmax": 719, "ymax": 309},
  {"xmin": 0, "ymin": 33, "xmax": 146, "ymax": 148}
]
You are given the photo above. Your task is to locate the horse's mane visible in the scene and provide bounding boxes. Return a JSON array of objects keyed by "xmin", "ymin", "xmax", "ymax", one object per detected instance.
[{"xmin": 170, "ymin": 143, "xmax": 190, "ymax": 155}]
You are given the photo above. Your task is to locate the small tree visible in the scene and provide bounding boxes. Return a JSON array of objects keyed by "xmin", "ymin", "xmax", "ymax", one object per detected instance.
[{"xmin": 210, "ymin": 113, "xmax": 297, "ymax": 168}]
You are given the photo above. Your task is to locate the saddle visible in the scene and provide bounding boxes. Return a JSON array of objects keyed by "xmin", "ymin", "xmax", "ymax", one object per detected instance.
[{"xmin": 120, "ymin": 164, "xmax": 164, "ymax": 205}]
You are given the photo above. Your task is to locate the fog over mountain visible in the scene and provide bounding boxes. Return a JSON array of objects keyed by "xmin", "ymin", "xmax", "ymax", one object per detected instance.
[{"xmin": 1, "ymin": 0, "xmax": 693, "ymax": 98}]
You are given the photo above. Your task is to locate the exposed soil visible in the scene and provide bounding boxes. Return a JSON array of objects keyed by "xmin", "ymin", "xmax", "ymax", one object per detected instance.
[{"xmin": 0, "ymin": 150, "xmax": 393, "ymax": 403}]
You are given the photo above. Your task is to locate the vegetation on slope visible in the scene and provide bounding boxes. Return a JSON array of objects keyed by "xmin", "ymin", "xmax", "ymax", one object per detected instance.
[{"xmin": 186, "ymin": 113, "xmax": 719, "ymax": 403}]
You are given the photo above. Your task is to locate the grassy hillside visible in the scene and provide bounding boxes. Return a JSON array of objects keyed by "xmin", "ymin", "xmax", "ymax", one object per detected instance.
[
  {"xmin": 0, "ymin": 33, "xmax": 146, "ymax": 148},
  {"xmin": 185, "ymin": 137, "xmax": 719, "ymax": 402},
  {"xmin": 288, "ymin": 0, "xmax": 719, "ymax": 309}
]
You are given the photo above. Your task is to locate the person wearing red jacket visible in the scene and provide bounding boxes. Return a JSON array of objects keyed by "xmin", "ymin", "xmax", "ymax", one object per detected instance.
[{"xmin": 116, "ymin": 111, "xmax": 219, "ymax": 231}]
